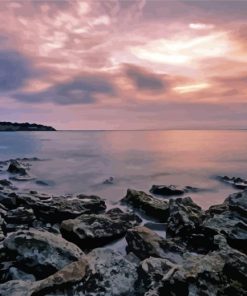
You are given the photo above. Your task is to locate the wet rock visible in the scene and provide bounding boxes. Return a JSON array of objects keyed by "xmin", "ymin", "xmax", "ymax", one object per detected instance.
[
  {"xmin": 219, "ymin": 175, "xmax": 247, "ymax": 190},
  {"xmin": 167, "ymin": 197, "xmax": 204, "ymax": 237},
  {"xmin": 202, "ymin": 212, "xmax": 247, "ymax": 254},
  {"xmin": 82, "ymin": 248, "xmax": 139, "ymax": 296},
  {"xmin": 61, "ymin": 208, "xmax": 142, "ymax": 249},
  {"xmin": 4, "ymin": 207, "xmax": 35, "ymax": 224},
  {"xmin": 139, "ymin": 257, "xmax": 178, "ymax": 295},
  {"xmin": 7, "ymin": 161, "xmax": 27, "ymax": 176},
  {"xmin": 16, "ymin": 192, "xmax": 106, "ymax": 223},
  {"xmin": 8, "ymin": 267, "xmax": 36, "ymax": 282},
  {"xmin": 0, "ymin": 191, "xmax": 17, "ymax": 209},
  {"xmin": 126, "ymin": 226, "xmax": 184, "ymax": 263},
  {"xmin": 225, "ymin": 190, "xmax": 247, "ymax": 222},
  {"xmin": 150, "ymin": 185, "xmax": 199, "ymax": 196},
  {"xmin": 0, "ymin": 179, "xmax": 12, "ymax": 187},
  {"xmin": 103, "ymin": 176, "xmax": 114, "ymax": 184},
  {"xmin": 0, "ymin": 280, "xmax": 33, "ymax": 296},
  {"xmin": 3, "ymin": 229, "xmax": 84, "ymax": 278},
  {"xmin": 10, "ymin": 175, "xmax": 35, "ymax": 182},
  {"xmin": 121, "ymin": 189, "xmax": 169, "ymax": 222}
]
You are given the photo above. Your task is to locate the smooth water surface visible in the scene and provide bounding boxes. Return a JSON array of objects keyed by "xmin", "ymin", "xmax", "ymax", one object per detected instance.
[{"xmin": 1, "ymin": 130, "xmax": 247, "ymax": 209}]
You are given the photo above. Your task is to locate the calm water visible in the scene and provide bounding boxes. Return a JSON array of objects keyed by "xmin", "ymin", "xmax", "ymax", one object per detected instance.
[{"xmin": 0, "ymin": 130, "xmax": 247, "ymax": 209}]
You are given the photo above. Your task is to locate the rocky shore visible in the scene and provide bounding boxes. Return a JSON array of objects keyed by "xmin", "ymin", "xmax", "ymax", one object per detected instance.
[{"xmin": 0, "ymin": 158, "xmax": 246, "ymax": 295}]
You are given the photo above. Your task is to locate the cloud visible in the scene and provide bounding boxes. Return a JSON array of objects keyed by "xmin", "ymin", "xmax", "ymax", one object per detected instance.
[
  {"xmin": 124, "ymin": 64, "xmax": 167, "ymax": 92},
  {"xmin": 14, "ymin": 74, "xmax": 116, "ymax": 105},
  {"xmin": 0, "ymin": 50, "xmax": 35, "ymax": 92}
]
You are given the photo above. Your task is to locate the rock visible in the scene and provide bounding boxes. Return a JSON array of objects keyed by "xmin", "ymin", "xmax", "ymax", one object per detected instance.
[
  {"xmin": 103, "ymin": 177, "xmax": 114, "ymax": 184},
  {"xmin": 16, "ymin": 192, "xmax": 106, "ymax": 223},
  {"xmin": 202, "ymin": 212, "xmax": 247, "ymax": 254},
  {"xmin": 8, "ymin": 267, "xmax": 36, "ymax": 282},
  {"xmin": 0, "ymin": 179, "xmax": 12, "ymax": 187},
  {"xmin": 0, "ymin": 280, "xmax": 33, "ymax": 296},
  {"xmin": 82, "ymin": 248, "xmax": 139, "ymax": 296},
  {"xmin": 219, "ymin": 175, "xmax": 247, "ymax": 190},
  {"xmin": 139, "ymin": 257, "xmax": 178, "ymax": 295},
  {"xmin": 126, "ymin": 226, "xmax": 184, "ymax": 263},
  {"xmin": 4, "ymin": 207, "xmax": 35, "ymax": 224},
  {"xmin": 32, "ymin": 257, "xmax": 88, "ymax": 295},
  {"xmin": 150, "ymin": 185, "xmax": 199, "ymax": 196},
  {"xmin": 3, "ymin": 229, "xmax": 84, "ymax": 278},
  {"xmin": 121, "ymin": 189, "xmax": 169, "ymax": 222},
  {"xmin": 61, "ymin": 208, "xmax": 142, "ymax": 249},
  {"xmin": 225, "ymin": 190, "xmax": 247, "ymax": 222},
  {"xmin": 0, "ymin": 191, "xmax": 17, "ymax": 209},
  {"xmin": 166, "ymin": 197, "xmax": 204, "ymax": 237},
  {"xmin": 7, "ymin": 161, "xmax": 27, "ymax": 176},
  {"xmin": 158, "ymin": 236, "xmax": 247, "ymax": 296}
]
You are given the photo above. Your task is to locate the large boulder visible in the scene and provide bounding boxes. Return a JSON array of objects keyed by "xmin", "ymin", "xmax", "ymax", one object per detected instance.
[
  {"xmin": 16, "ymin": 192, "xmax": 106, "ymax": 223},
  {"xmin": 202, "ymin": 212, "xmax": 247, "ymax": 254},
  {"xmin": 225, "ymin": 190, "xmax": 247, "ymax": 222},
  {"xmin": 159, "ymin": 236, "xmax": 247, "ymax": 296},
  {"xmin": 121, "ymin": 189, "xmax": 169, "ymax": 222},
  {"xmin": 167, "ymin": 197, "xmax": 204, "ymax": 238},
  {"xmin": 82, "ymin": 248, "xmax": 139, "ymax": 296},
  {"xmin": 126, "ymin": 226, "xmax": 184, "ymax": 263},
  {"xmin": 3, "ymin": 229, "xmax": 84, "ymax": 278},
  {"xmin": 61, "ymin": 208, "xmax": 142, "ymax": 249},
  {"xmin": 150, "ymin": 185, "xmax": 199, "ymax": 196}
]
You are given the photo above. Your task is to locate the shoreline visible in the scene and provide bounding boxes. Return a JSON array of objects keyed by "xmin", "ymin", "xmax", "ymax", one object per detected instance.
[{"xmin": 0, "ymin": 158, "xmax": 246, "ymax": 295}]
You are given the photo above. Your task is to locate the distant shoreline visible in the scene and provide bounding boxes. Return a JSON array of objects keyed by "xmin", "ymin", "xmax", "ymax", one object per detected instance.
[{"xmin": 0, "ymin": 122, "xmax": 56, "ymax": 132}]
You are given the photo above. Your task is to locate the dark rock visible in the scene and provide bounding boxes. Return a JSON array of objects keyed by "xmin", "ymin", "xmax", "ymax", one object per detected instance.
[
  {"xmin": 16, "ymin": 192, "xmax": 106, "ymax": 223},
  {"xmin": 3, "ymin": 229, "xmax": 84, "ymax": 278},
  {"xmin": 103, "ymin": 177, "xmax": 114, "ymax": 184},
  {"xmin": 167, "ymin": 197, "xmax": 204, "ymax": 237},
  {"xmin": 0, "ymin": 179, "xmax": 12, "ymax": 187},
  {"xmin": 202, "ymin": 212, "xmax": 247, "ymax": 254},
  {"xmin": 121, "ymin": 189, "xmax": 169, "ymax": 222},
  {"xmin": 82, "ymin": 248, "xmax": 139, "ymax": 296},
  {"xmin": 0, "ymin": 191, "xmax": 17, "ymax": 209},
  {"xmin": 150, "ymin": 185, "xmax": 199, "ymax": 196},
  {"xmin": 61, "ymin": 208, "xmax": 142, "ymax": 249},
  {"xmin": 219, "ymin": 176, "xmax": 247, "ymax": 190},
  {"xmin": 8, "ymin": 267, "xmax": 36, "ymax": 282},
  {"xmin": 4, "ymin": 207, "xmax": 35, "ymax": 224},
  {"xmin": 7, "ymin": 161, "xmax": 27, "ymax": 176},
  {"xmin": 126, "ymin": 226, "xmax": 184, "ymax": 263},
  {"xmin": 225, "ymin": 190, "xmax": 247, "ymax": 222}
]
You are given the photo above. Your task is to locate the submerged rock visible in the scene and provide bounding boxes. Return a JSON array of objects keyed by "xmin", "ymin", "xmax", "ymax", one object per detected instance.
[
  {"xmin": 61, "ymin": 208, "xmax": 142, "ymax": 249},
  {"xmin": 16, "ymin": 192, "xmax": 106, "ymax": 223},
  {"xmin": 103, "ymin": 177, "xmax": 114, "ymax": 185},
  {"xmin": 150, "ymin": 185, "xmax": 199, "ymax": 196},
  {"xmin": 126, "ymin": 226, "xmax": 184, "ymax": 263},
  {"xmin": 121, "ymin": 189, "xmax": 169, "ymax": 221},
  {"xmin": 3, "ymin": 229, "xmax": 84, "ymax": 278},
  {"xmin": 7, "ymin": 161, "xmax": 27, "ymax": 176},
  {"xmin": 219, "ymin": 175, "xmax": 247, "ymax": 190}
]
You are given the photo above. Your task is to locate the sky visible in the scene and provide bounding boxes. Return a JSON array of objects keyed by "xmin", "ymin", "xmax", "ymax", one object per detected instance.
[{"xmin": 0, "ymin": 0, "xmax": 247, "ymax": 130}]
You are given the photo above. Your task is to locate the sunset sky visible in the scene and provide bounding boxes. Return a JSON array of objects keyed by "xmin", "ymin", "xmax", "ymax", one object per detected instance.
[{"xmin": 0, "ymin": 0, "xmax": 247, "ymax": 130}]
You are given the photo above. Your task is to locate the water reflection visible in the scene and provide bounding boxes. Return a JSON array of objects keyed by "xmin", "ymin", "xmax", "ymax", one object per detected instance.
[{"xmin": 0, "ymin": 130, "xmax": 247, "ymax": 209}]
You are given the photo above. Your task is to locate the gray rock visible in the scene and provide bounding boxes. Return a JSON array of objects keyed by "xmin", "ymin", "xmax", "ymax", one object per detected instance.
[
  {"xmin": 219, "ymin": 176, "xmax": 247, "ymax": 190},
  {"xmin": 167, "ymin": 197, "xmax": 204, "ymax": 237},
  {"xmin": 0, "ymin": 280, "xmax": 33, "ymax": 296},
  {"xmin": 150, "ymin": 185, "xmax": 199, "ymax": 196},
  {"xmin": 82, "ymin": 248, "xmax": 139, "ymax": 296},
  {"xmin": 16, "ymin": 192, "xmax": 106, "ymax": 223},
  {"xmin": 126, "ymin": 226, "xmax": 184, "ymax": 263},
  {"xmin": 7, "ymin": 161, "xmax": 27, "ymax": 176},
  {"xmin": 61, "ymin": 208, "xmax": 142, "ymax": 249},
  {"xmin": 3, "ymin": 229, "xmax": 84, "ymax": 278},
  {"xmin": 121, "ymin": 189, "xmax": 169, "ymax": 222}
]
